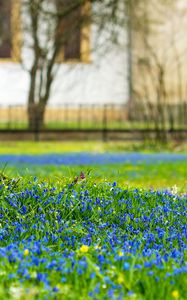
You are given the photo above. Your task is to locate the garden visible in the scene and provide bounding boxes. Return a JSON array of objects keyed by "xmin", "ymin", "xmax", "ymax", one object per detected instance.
[{"xmin": 0, "ymin": 141, "xmax": 186, "ymax": 300}]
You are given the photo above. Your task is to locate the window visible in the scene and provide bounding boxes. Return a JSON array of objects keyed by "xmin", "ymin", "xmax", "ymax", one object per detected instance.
[
  {"xmin": 56, "ymin": 0, "xmax": 90, "ymax": 63},
  {"xmin": 0, "ymin": 0, "xmax": 11, "ymax": 58},
  {"xmin": 0, "ymin": 0, "xmax": 21, "ymax": 61},
  {"xmin": 0, "ymin": 0, "xmax": 89, "ymax": 63}
]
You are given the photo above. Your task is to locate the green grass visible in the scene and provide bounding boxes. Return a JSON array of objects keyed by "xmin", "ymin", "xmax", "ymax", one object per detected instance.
[
  {"xmin": 1, "ymin": 161, "xmax": 186, "ymax": 192},
  {"xmin": 0, "ymin": 142, "xmax": 186, "ymax": 299},
  {"xmin": 0, "ymin": 140, "xmax": 187, "ymax": 155},
  {"xmin": 0, "ymin": 177, "xmax": 186, "ymax": 299},
  {"xmin": 1, "ymin": 119, "xmax": 187, "ymax": 130},
  {"xmin": 0, "ymin": 141, "xmax": 187, "ymax": 191}
]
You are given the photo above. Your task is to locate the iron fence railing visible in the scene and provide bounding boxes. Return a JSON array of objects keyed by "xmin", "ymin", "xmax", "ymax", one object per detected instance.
[
  {"xmin": 0, "ymin": 103, "xmax": 129, "ymax": 130},
  {"xmin": 0, "ymin": 102, "xmax": 187, "ymax": 131}
]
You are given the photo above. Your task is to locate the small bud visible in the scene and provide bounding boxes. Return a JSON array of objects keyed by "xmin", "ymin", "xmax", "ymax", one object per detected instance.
[
  {"xmin": 24, "ymin": 249, "xmax": 29, "ymax": 256},
  {"xmin": 80, "ymin": 245, "xmax": 89, "ymax": 253}
]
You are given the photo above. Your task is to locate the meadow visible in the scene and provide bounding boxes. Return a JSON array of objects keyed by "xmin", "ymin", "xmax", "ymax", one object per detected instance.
[{"xmin": 0, "ymin": 141, "xmax": 186, "ymax": 300}]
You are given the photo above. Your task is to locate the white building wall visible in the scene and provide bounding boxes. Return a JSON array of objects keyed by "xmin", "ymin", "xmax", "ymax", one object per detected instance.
[{"xmin": 0, "ymin": 7, "xmax": 128, "ymax": 107}]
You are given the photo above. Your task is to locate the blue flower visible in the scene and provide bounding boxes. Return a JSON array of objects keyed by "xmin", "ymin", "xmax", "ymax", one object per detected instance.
[
  {"xmin": 36, "ymin": 272, "xmax": 48, "ymax": 284},
  {"xmin": 123, "ymin": 262, "xmax": 130, "ymax": 270}
]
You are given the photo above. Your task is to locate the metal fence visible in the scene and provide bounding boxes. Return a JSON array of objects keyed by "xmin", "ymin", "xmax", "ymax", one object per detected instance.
[
  {"xmin": 1, "ymin": 102, "xmax": 187, "ymax": 129},
  {"xmin": 0, "ymin": 103, "xmax": 128, "ymax": 130},
  {"xmin": 0, "ymin": 103, "xmax": 187, "ymax": 141},
  {"xmin": 130, "ymin": 101, "xmax": 187, "ymax": 129}
]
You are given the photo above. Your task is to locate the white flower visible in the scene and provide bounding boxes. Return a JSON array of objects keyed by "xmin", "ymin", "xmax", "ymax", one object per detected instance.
[{"xmin": 171, "ymin": 185, "xmax": 178, "ymax": 195}]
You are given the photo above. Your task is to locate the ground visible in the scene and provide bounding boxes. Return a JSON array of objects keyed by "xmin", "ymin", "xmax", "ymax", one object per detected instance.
[{"xmin": 0, "ymin": 141, "xmax": 186, "ymax": 299}]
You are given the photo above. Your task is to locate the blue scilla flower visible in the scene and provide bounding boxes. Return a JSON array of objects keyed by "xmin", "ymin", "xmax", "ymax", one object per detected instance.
[
  {"xmin": 32, "ymin": 257, "xmax": 40, "ymax": 266},
  {"xmin": 8, "ymin": 254, "xmax": 16, "ymax": 263},
  {"xmin": 123, "ymin": 262, "xmax": 130, "ymax": 270},
  {"xmin": 78, "ymin": 258, "xmax": 88, "ymax": 268},
  {"xmin": 0, "ymin": 231, "xmax": 6, "ymax": 241},
  {"xmin": 18, "ymin": 268, "xmax": 30, "ymax": 280},
  {"xmin": 147, "ymin": 271, "xmax": 154, "ymax": 276},
  {"xmin": 36, "ymin": 272, "xmax": 48, "ymax": 284},
  {"xmin": 108, "ymin": 289, "xmax": 114, "ymax": 297},
  {"xmin": 94, "ymin": 283, "xmax": 100, "ymax": 294},
  {"xmin": 134, "ymin": 264, "xmax": 142, "ymax": 269},
  {"xmin": 20, "ymin": 205, "xmax": 27, "ymax": 215},
  {"xmin": 1, "ymin": 152, "xmax": 187, "ymax": 165},
  {"xmin": 95, "ymin": 197, "xmax": 100, "ymax": 205},
  {"xmin": 144, "ymin": 261, "xmax": 152, "ymax": 268},
  {"xmin": 8, "ymin": 273, "xmax": 16, "ymax": 279},
  {"xmin": 46, "ymin": 260, "xmax": 57, "ymax": 270},
  {"xmin": 77, "ymin": 268, "xmax": 85, "ymax": 275},
  {"xmin": 8, "ymin": 200, "xmax": 17, "ymax": 208},
  {"xmin": 171, "ymin": 249, "xmax": 182, "ymax": 259},
  {"xmin": 52, "ymin": 287, "xmax": 59, "ymax": 292},
  {"xmin": 90, "ymin": 272, "xmax": 96, "ymax": 279},
  {"xmin": 97, "ymin": 254, "xmax": 106, "ymax": 265}
]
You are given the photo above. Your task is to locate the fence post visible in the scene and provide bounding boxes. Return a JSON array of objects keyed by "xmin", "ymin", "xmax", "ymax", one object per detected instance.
[
  {"xmin": 64, "ymin": 103, "xmax": 69, "ymax": 128},
  {"xmin": 7, "ymin": 105, "xmax": 11, "ymax": 129},
  {"xmin": 102, "ymin": 104, "xmax": 108, "ymax": 142},
  {"xmin": 34, "ymin": 106, "xmax": 40, "ymax": 142},
  {"xmin": 92, "ymin": 104, "xmax": 95, "ymax": 128},
  {"xmin": 78, "ymin": 104, "xmax": 82, "ymax": 129}
]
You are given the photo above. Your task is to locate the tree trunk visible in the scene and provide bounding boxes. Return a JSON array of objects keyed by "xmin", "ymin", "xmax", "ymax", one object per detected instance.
[{"xmin": 27, "ymin": 103, "xmax": 45, "ymax": 131}]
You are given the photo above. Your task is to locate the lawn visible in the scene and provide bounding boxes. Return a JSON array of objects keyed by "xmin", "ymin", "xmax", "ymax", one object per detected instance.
[
  {"xmin": 1, "ymin": 151, "xmax": 187, "ymax": 191},
  {"xmin": 0, "ymin": 140, "xmax": 187, "ymax": 154},
  {"xmin": 0, "ymin": 141, "xmax": 186, "ymax": 299}
]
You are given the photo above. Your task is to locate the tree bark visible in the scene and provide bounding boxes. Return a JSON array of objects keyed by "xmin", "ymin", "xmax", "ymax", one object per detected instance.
[{"xmin": 27, "ymin": 102, "xmax": 45, "ymax": 131}]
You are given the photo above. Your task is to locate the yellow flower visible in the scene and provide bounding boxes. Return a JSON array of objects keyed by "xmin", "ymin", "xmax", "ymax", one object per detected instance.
[
  {"xmin": 118, "ymin": 251, "xmax": 124, "ymax": 257},
  {"xmin": 171, "ymin": 290, "xmax": 179, "ymax": 299},
  {"xmin": 80, "ymin": 245, "xmax": 89, "ymax": 253},
  {"xmin": 117, "ymin": 275, "xmax": 124, "ymax": 284},
  {"xmin": 23, "ymin": 249, "xmax": 29, "ymax": 256}
]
